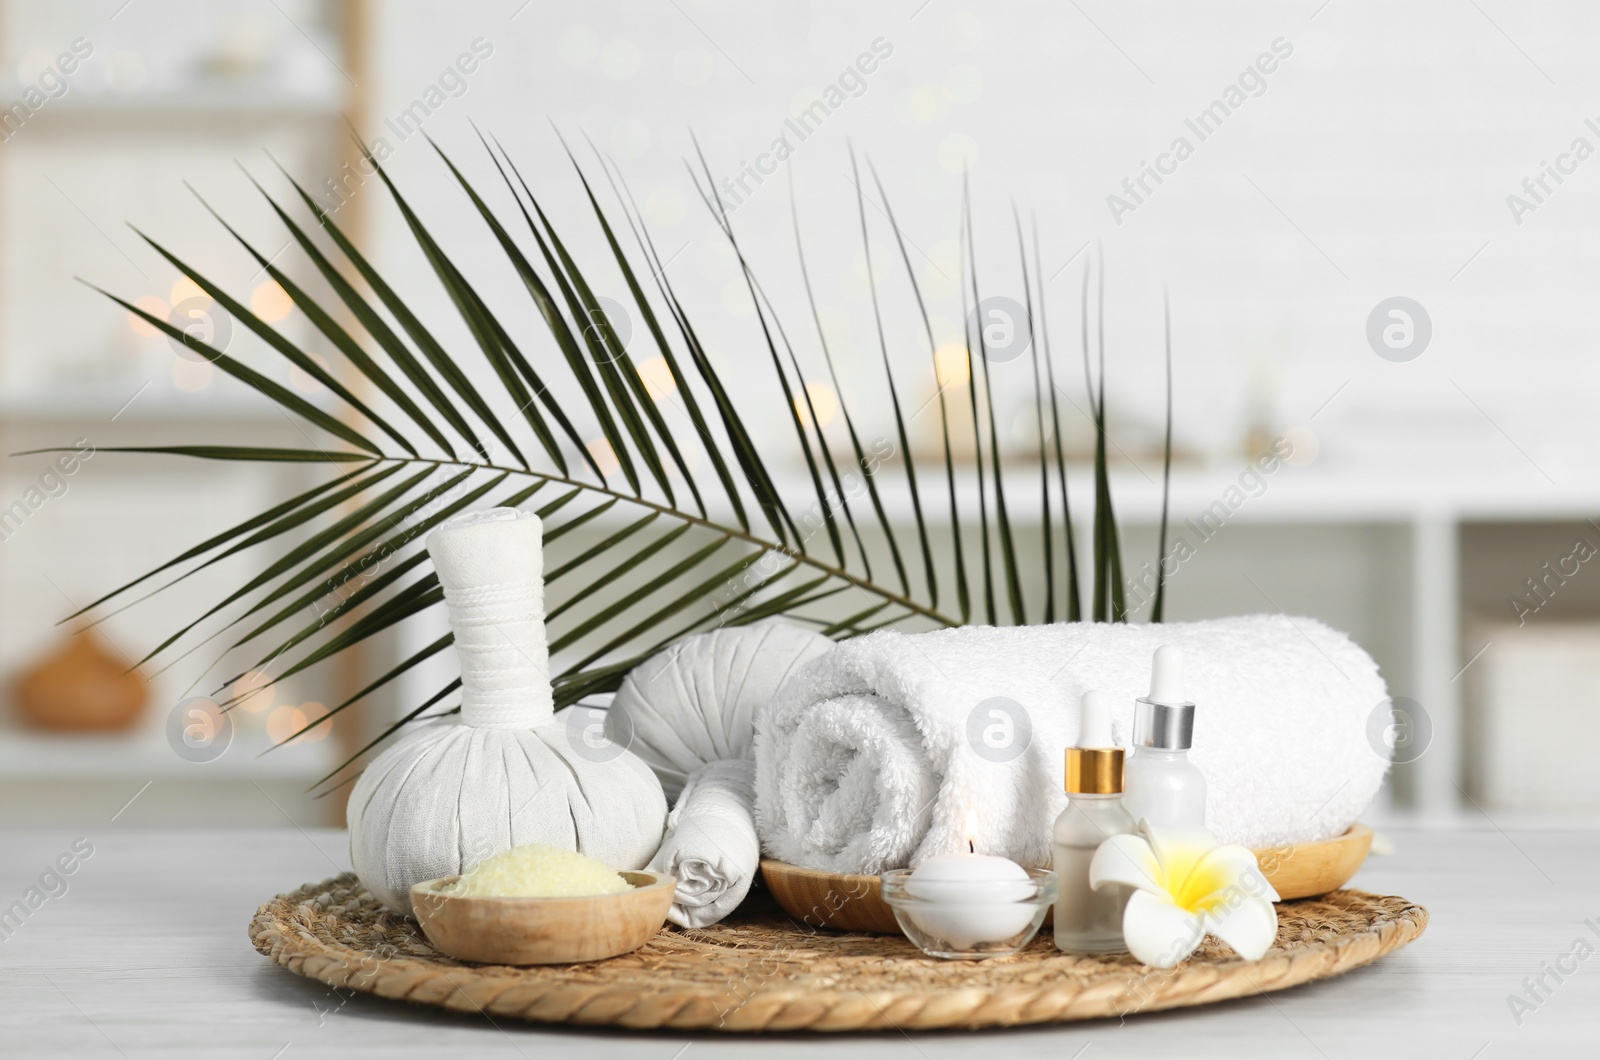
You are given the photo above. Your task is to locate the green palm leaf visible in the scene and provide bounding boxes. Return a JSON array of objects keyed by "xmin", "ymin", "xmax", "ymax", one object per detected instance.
[
  {"xmin": 849, "ymin": 151, "xmax": 930, "ymax": 598},
  {"xmin": 177, "ymin": 189, "xmax": 461, "ymax": 459},
  {"xmin": 957, "ymin": 184, "xmax": 995, "ymax": 623},
  {"xmin": 868, "ymin": 160, "xmax": 964, "ymax": 617},
  {"xmin": 687, "ymin": 142, "xmax": 840, "ymax": 562},
  {"xmin": 1032, "ymin": 218, "xmax": 1081, "ymax": 621},
  {"xmin": 79, "ymin": 276, "xmax": 382, "ymax": 467},
  {"xmin": 588, "ymin": 144, "xmax": 749, "ymax": 528},
  {"xmin": 54, "ymin": 462, "xmax": 374, "ymax": 624},
  {"xmin": 1151, "ymin": 289, "xmax": 1174, "ymax": 623},
  {"xmin": 964, "ymin": 190, "xmax": 1024, "ymax": 624},
  {"xmin": 60, "ymin": 137, "xmax": 1173, "ymax": 772},
  {"xmin": 790, "ymin": 181, "xmax": 883, "ymax": 586},
  {"xmin": 111, "ymin": 464, "xmax": 407, "ymax": 656},
  {"xmin": 492, "ymin": 146, "xmax": 646, "ymax": 495},
  {"xmin": 1014, "ymin": 208, "xmax": 1053, "ymax": 623}
]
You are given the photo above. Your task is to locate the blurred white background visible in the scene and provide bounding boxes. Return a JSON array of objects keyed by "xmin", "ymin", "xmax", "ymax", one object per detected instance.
[{"xmin": 1, "ymin": 0, "xmax": 1596, "ymax": 827}]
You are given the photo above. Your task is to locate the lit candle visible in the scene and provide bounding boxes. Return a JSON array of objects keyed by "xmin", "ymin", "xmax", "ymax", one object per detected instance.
[{"xmin": 904, "ymin": 838, "xmax": 1035, "ymax": 950}]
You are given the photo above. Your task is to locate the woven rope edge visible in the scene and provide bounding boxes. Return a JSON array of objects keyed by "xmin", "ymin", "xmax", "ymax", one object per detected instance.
[{"xmin": 249, "ymin": 875, "xmax": 1429, "ymax": 1033}]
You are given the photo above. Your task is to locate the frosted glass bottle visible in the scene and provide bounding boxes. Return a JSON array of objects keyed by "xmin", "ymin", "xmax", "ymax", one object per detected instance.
[
  {"xmin": 1123, "ymin": 749, "xmax": 1207, "ymax": 829},
  {"xmin": 1052, "ymin": 793, "xmax": 1135, "ymax": 953},
  {"xmin": 1121, "ymin": 645, "xmax": 1208, "ymax": 831},
  {"xmin": 1052, "ymin": 689, "xmax": 1134, "ymax": 955}
]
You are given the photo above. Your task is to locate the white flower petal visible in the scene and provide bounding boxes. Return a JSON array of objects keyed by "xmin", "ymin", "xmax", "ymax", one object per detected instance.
[
  {"xmin": 1185, "ymin": 843, "xmax": 1280, "ymax": 908},
  {"xmin": 1206, "ymin": 895, "xmax": 1279, "ymax": 961},
  {"xmin": 1122, "ymin": 888, "xmax": 1206, "ymax": 969},
  {"xmin": 1090, "ymin": 833, "xmax": 1164, "ymax": 895},
  {"xmin": 1141, "ymin": 821, "xmax": 1219, "ymax": 865}
]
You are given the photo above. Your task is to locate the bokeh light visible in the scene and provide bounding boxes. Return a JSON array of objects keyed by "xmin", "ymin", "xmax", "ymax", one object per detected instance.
[
  {"xmin": 637, "ymin": 355, "xmax": 677, "ymax": 401},
  {"xmin": 233, "ymin": 670, "xmax": 275, "ymax": 714},
  {"xmin": 795, "ymin": 381, "xmax": 839, "ymax": 429},
  {"xmin": 934, "ymin": 342, "xmax": 971, "ymax": 388},
  {"xmin": 128, "ymin": 296, "xmax": 167, "ymax": 337},
  {"xmin": 250, "ymin": 281, "xmax": 293, "ymax": 323},
  {"xmin": 587, "ymin": 437, "xmax": 621, "ymax": 476}
]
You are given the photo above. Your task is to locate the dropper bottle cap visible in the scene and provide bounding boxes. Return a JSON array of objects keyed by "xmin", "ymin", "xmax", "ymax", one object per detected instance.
[
  {"xmin": 1065, "ymin": 690, "xmax": 1124, "ymax": 794},
  {"xmin": 1133, "ymin": 645, "xmax": 1196, "ymax": 750}
]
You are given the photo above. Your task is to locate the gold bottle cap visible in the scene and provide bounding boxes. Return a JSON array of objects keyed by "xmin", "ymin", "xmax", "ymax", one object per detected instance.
[{"xmin": 1065, "ymin": 746, "xmax": 1125, "ymax": 794}]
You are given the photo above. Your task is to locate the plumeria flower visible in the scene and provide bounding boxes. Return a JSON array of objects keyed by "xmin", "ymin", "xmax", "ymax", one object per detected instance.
[{"xmin": 1089, "ymin": 822, "xmax": 1279, "ymax": 969}]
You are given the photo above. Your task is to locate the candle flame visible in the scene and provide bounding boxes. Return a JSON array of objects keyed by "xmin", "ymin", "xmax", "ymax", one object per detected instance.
[{"xmin": 963, "ymin": 811, "xmax": 979, "ymax": 854}]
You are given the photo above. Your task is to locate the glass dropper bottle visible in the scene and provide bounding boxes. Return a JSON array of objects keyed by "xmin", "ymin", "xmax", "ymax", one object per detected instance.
[{"xmin": 1052, "ymin": 689, "xmax": 1135, "ymax": 954}]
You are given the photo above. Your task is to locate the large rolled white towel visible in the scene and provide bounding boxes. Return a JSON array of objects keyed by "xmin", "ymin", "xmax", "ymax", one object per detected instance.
[{"xmin": 754, "ymin": 615, "xmax": 1390, "ymax": 874}]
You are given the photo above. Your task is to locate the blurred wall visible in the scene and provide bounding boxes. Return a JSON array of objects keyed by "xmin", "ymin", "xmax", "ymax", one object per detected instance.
[{"xmin": 1, "ymin": 1, "xmax": 1597, "ymax": 823}]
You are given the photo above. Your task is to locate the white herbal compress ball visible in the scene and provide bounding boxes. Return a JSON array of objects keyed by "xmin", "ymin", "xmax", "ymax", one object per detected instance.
[
  {"xmin": 348, "ymin": 507, "xmax": 667, "ymax": 914},
  {"xmin": 608, "ymin": 622, "xmax": 835, "ymax": 799},
  {"xmin": 605, "ymin": 622, "xmax": 835, "ymax": 926}
]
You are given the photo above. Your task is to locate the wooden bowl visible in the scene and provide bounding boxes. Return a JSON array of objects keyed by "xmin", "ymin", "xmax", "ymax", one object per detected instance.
[
  {"xmin": 758, "ymin": 861, "xmax": 900, "ymax": 933},
  {"xmin": 410, "ymin": 869, "xmax": 676, "ymax": 965},
  {"xmin": 1257, "ymin": 822, "xmax": 1373, "ymax": 901},
  {"xmin": 762, "ymin": 824, "xmax": 1375, "ymax": 934}
]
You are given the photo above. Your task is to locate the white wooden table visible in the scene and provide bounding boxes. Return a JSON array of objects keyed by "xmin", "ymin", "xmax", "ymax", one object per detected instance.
[{"xmin": 1, "ymin": 825, "xmax": 1593, "ymax": 1058}]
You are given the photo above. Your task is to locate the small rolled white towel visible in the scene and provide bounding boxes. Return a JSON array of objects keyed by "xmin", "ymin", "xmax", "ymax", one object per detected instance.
[
  {"xmin": 608, "ymin": 623, "xmax": 835, "ymax": 926},
  {"xmin": 755, "ymin": 615, "xmax": 1389, "ymax": 875},
  {"xmin": 649, "ymin": 759, "xmax": 761, "ymax": 928}
]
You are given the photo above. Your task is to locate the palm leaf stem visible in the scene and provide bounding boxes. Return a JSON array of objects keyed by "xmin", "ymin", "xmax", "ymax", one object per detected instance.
[
  {"xmin": 1033, "ymin": 218, "xmax": 1080, "ymax": 621},
  {"xmin": 1014, "ymin": 207, "xmax": 1053, "ymax": 623},
  {"xmin": 958, "ymin": 183, "xmax": 995, "ymax": 623},
  {"xmin": 966, "ymin": 192, "xmax": 1024, "ymax": 624},
  {"xmin": 1151, "ymin": 287, "xmax": 1173, "ymax": 623}
]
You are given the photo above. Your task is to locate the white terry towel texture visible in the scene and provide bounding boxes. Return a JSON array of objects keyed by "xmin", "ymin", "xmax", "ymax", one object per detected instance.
[
  {"xmin": 754, "ymin": 615, "xmax": 1390, "ymax": 875},
  {"xmin": 608, "ymin": 623, "xmax": 836, "ymax": 927}
]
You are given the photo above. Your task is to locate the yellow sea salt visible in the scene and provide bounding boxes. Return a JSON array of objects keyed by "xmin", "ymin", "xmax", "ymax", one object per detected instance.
[{"xmin": 443, "ymin": 843, "xmax": 631, "ymax": 898}]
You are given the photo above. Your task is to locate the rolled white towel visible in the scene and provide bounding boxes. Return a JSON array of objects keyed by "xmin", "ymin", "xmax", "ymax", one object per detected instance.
[
  {"xmin": 754, "ymin": 615, "xmax": 1390, "ymax": 874},
  {"xmin": 607, "ymin": 623, "xmax": 836, "ymax": 926},
  {"xmin": 649, "ymin": 759, "xmax": 761, "ymax": 928}
]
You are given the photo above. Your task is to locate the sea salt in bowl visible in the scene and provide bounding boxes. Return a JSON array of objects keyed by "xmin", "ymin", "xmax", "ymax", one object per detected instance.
[{"xmin": 411, "ymin": 868, "xmax": 677, "ymax": 965}]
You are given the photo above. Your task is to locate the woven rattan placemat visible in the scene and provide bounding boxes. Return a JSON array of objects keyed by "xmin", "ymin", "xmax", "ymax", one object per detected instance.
[{"xmin": 249, "ymin": 873, "xmax": 1426, "ymax": 1032}]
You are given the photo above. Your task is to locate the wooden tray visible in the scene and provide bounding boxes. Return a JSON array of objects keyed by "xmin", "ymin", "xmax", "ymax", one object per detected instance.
[
  {"xmin": 250, "ymin": 871, "xmax": 1426, "ymax": 1032},
  {"xmin": 763, "ymin": 824, "xmax": 1374, "ymax": 934}
]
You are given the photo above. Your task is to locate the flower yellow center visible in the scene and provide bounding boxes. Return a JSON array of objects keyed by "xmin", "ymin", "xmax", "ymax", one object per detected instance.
[{"xmin": 1157, "ymin": 841, "xmax": 1232, "ymax": 912}]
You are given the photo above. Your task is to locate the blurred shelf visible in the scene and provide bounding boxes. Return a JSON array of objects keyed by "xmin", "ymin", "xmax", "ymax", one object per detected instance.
[
  {"xmin": 773, "ymin": 459, "xmax": 1600, "ymax": 528},
  {"xmin": 0, "ymin": 86, "xmax": 350, "ymax": 125},
  {"xmin": 13, "ymin": 91, "xmax": 347, "ymax": 121},
  {"xmin": 1071, "ymin": 463, "xmax": 1600, "ymax": 524},
  {"xmin": 0, "ymin": 724, "xmax": 338, "ymax": 781},
  {"xmin": 0, "ymin": 394, "xmax": 315, "ymax": 428}
]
